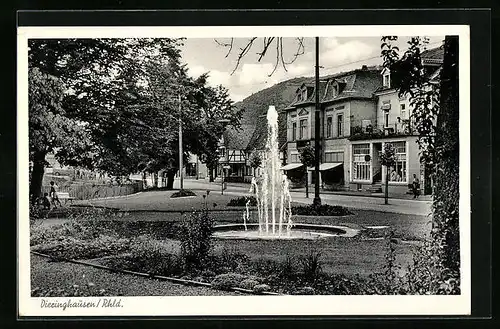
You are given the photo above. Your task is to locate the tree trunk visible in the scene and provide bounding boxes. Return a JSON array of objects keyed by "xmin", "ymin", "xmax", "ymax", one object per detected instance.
[
  {"xmin": 432, "ymin": 35, "xmax": 460, "ymax": 273},
  {"xmin": 166, "ymin": 171, "xmax": 176, "ymax": 189},
  {"xmin": 142, "ymin": 171, "xmax": 147, "ymax": 188},
  {"xmin": 385, "ymin": 166, "xmax": 389, "ymax": 205},
  {"xmin": 153, "ymin": 172, "xmax": 159, "ymax": 188},
  {"xmin": 29, "ymin": 150, "xmax": 46, "ymax": 203},
  {"xmin": 305, "ymin": 169, "xmax": 309, "ymax": 198},
  {"xmin": 208, "ymin": 163, "xmax": 215, "ymax": 182}
]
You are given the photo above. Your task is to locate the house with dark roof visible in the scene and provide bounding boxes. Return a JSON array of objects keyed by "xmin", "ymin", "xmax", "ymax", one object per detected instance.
[
  {"xmin": 282, "ymin": 45, "xmax": 443, "ymax": 195},
  {"xmin": 355, "ymin": 45, "xmax": 444, "ymax": 195},
  {"xmin": 217, "ymin": 124, "xmax": 255, "ymax": 182},
  {"xmin": 282, "ymin": 65, "xmax": 383, "ymax": 190}
]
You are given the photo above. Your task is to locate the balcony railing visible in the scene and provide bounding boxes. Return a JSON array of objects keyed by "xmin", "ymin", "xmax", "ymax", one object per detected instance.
[{"xmin": 349, "ymin": 121, "xmax": 414, "ymax": 141}]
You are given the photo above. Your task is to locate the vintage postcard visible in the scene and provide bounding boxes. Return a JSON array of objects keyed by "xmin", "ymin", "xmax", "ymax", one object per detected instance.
[{"xmin": 18, "ymin": 24, "xmax": 471, "ymax": 317}]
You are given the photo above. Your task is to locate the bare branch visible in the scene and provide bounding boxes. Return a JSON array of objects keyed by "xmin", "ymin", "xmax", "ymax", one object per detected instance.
[
  {"xmin": 268, "ymin": 39, "xmax": 280, "ymax": 77},
  {"xmin": 230, "ymin": 37, "xmax": 257, "ymax": 75},
  {"xmin": 256, "ymin": 37, "xmax": 275, "ymax": 62},
  {"xmin": 280, "ymin": 38, "xmax": 288, "ymax": 72},
  {"xmin": 214, "ymin": 38, "xmax": 234, "ymax": 58},
  {"xmin": 283, "ymin": 37, "xmax": 305, "ymax": 65}
]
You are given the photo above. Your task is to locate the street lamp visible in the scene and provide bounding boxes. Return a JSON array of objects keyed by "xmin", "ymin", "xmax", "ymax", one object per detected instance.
[
  {"xmin": 313, "ymin": 36, "xmax": 322, "ymax": 206},
  {"xmin": 218, "ymin": 118, "xmax": 231, "ymax": 195}
]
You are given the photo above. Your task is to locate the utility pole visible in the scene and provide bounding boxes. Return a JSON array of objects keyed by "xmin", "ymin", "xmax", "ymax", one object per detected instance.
[
  {"xmin": 313, "ymin": 36, "xmax": 322, "ymax": 206},
  {"xmin": 178, "ymin": 94, "xmax": 184, "ymax": 190}
]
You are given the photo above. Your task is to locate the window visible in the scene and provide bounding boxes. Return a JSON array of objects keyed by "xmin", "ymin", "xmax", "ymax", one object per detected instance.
[
  {"xmin": 337, "ymin": 114, "xmax": 344, "ymax": 137},
  {"xmin": 400, "ymin": 104, "xmax": 407, "ymax": 119},
  {"xmin": 352, "ymin": 144, "xmax": 370, "ymax": 181},
  {"xmin": 326, "ymin": 116, "xmax": 333, "ymax": 138},
  {"xmin": 325, "ymin": 151, "xmax": 344, "ymax": 163},
  {"xmin": 219, "ymin": 148, "xmax": 225, "ymax": 157},
  {"xmin": 290, "ymin": 154, "xmax": 299, "ymax": 163},
  {"xmin": 299, "ymin": 119, "xmax": 308, "ymax": 139},
  {"xmin": 292, "ymin": 122, "xmax": 297, "ymax": 141},
  {"xmin": 297, "ymin": 93, "xmax": 302, "ymax": 101},
  {"xmin": 383, "ymin": 74, "xmax": 390, "ymax": 88},
  {"xmin": 387, "ymin": 141, "xmax": 407, "ymax": 183},
  {"xmin": 384, "ymin": 112, "xmax": 389, "ymax": 127}
]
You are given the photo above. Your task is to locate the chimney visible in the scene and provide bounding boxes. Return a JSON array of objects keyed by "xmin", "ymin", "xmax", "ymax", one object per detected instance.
[{"xmin": 361, "ymin": 65, "xmax": 368, "ymax": 71}]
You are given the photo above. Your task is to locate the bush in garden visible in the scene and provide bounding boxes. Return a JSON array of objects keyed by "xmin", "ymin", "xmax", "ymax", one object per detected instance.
[
  {"xmin": 299, "ymin": 249, "xmax": 323, "ymax": 283},
  {"xmin": 240, "ymin": 278, "xmax": 260, "ymax": 290},
  {"xmin": 291, "ymin": 204, "xmax": 353, "ymax": 216},
  {"xmin": 211, "ymin": 273, "xmax": 248, "ymax": 291},
  {"xmin": 115, "ymin": 236, "xmax": 184, "ymax": 276},
  {"xmin": 32, "ymin": 235, "xmax": 131, "ymax": 260},
  {"xmin": 252, "ymin": 284, "xmax": 271, "ymax": 294},
  {"xmin": 227, "ymin": 196, "xmax": 257, "ymax": 207},
  {"xmin": 171, "ymin": 189, "xmax": 196, "ymax": 198},
  {"xmin": 204, "ymin": 247, "xmax": 250, "ymax": 274},
  {"xmin": 178, "ymin": 210, "xmax": 214, "ymax": 270}
]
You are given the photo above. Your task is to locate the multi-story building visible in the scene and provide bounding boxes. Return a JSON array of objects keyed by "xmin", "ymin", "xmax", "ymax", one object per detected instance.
[
  {"xmin": 282, "ymin": 45, "xmax": 443, "ymax": 195},
  {"xmin": 217, "ymin": 124, "xmax": 254, "ymax": 182},
  {"xmin": 283, "ymin": 65, "xmax": 382, "ymax": 190}
]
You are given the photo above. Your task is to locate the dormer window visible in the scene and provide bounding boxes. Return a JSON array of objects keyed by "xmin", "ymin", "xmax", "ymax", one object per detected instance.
[
  {"xmin": 331, "ymin": 81, "xmax": 339, "ymax": 98},
  {"xmin": 382, "ymin": 70, "xmax": 391, "ymax": 88},
  {"xmin": 297, "ymin": 93, "xmax": 302, "ymax": 101},
  {"xmin": 302, "ymin": 89, "xmax": 308, "ymax": 100}
]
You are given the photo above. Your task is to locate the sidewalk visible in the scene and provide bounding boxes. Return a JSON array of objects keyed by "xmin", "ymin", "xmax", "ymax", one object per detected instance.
[{"xmin": 176, "ymin": 178, "xmax": 432, "ymax": 202}]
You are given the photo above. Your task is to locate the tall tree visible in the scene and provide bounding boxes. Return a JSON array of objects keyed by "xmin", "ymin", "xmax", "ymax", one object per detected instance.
[
  {"xmin": 381, "ymin": 36, "xmax": 460, "ymax": 282},
  {"xmin": 28, "ymin": 67, "xmax": 91, "ymax": 201},
  {"xmin": 28, "ymin": 38, "xmax": 184, "ymax": 194}
]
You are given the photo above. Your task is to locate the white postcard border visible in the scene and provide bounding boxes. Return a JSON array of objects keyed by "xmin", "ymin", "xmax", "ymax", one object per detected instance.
[{"xmin": 17, "ymin": 24, "xmax": 471, "ymax": 317}]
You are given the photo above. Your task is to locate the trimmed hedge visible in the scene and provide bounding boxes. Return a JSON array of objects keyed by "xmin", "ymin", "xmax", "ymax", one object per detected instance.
[
  {"xmin": 291, "ymin": 204, "xmax": 353, "ymax": 216},
  {"xmin": 171, "ymin": 189, "xmax": 197, "ymax": 198},
  {"xmin": 227, "ymin": 196, "xmax": 257, "ymax": 207}
]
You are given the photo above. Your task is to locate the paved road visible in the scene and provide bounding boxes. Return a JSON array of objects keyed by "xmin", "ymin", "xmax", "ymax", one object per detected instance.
[{"xmin": 169, "ymin": 179, "xmax": 431, "ymax": 216}]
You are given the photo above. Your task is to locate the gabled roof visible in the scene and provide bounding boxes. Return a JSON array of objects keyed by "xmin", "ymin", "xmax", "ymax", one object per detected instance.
[
  {"xmin": 285, "ymin": 66, "xmax": 382, "ymax": 110},
  {"xmin": 223, "ymin": 124, "xmax": 255, "ymax": 150},
  {"xmin": 374, "ymin": 45, "xmax": 444, "ymax": 93}
]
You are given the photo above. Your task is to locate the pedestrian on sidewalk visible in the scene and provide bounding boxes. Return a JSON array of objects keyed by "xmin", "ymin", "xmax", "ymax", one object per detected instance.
[
  {"xmin": 412, "ymin": 174, "xmax": 420, "ymax": 199},
  {"xmin": 49, "ymin": 181, "xmax": 62, "ymax": 208}
]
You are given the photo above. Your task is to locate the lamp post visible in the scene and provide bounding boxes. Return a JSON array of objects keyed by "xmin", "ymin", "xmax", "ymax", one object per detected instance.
[
  {"xmin": 218, "ymin": 118, "xmax": 231, "ymax": 195},
  {"xmin": 313, "ymin": 36, "xmax": 322, "ymax": 206},
  {"xmin": 178, "ymin": 94, "xmax": 184, "ymax": 190}
]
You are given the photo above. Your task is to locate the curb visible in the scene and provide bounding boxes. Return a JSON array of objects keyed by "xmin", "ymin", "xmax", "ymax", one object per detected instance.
[
  {"xmin": 79, "ymin": 191, "xmax": 144, "ymax": 202},
  {"xmin": 30, "ymin": 251, "xmax": 281, "ymax": 296}
]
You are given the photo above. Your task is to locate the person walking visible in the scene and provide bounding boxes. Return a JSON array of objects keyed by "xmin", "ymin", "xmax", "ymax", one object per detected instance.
[
  {"xmin": 412, "ymin": 174, "xmax": 420, "ymax": 199},
  {"xmin": 49, "ymin": 181, "xmax": 63, "ymax": 208}
]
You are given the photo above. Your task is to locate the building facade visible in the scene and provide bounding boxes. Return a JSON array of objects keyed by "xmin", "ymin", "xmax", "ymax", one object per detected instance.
[{"xmin": 282, "ymin": 46, "xmax": 443, "ymax": 195}]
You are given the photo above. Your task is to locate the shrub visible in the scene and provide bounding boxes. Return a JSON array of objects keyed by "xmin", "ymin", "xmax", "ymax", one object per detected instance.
[
  {"xmin": 178, "ymin": 210, "xmax": 214, "ymax": 270},
  {"xmin": 291, "ymin": 204, "xmax": 353, "ymax": 216},
  {"xmin": 252, "ymin": 284, "xmax": 271, "ymax": 294},
  {"xmin": 211, "ymin": 273, "xmax": 247, "ymax": 291},
  {"xmin": 32, "ymin": 235, "xmax": 131, "ymax": 260},
  {"xmin": 227, "ymin": 196, "xmax": 257, "ymax": 207},
  {"xmin": 204, "ymin": 247, "xmax": 250, "ymax": 274},
  {"xmin": 299, "ymin": 249, "xmax": 323, "ymax": 283},
  {"xmin": 171, "ymin": 189, "xmax": 197, "ymax": 198},
  {"xmin": 99, "ymin": 236, "xmax": 184, "ymax": 277},
  {"xmin": 240, "ymin": 279, "xmax": 260, "ymax": 290}
]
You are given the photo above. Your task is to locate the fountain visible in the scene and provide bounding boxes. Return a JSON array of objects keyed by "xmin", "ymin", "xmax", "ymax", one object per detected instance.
[{"xmin": 212, "ymin": 106, "xmax": 359, "ymax": 240}]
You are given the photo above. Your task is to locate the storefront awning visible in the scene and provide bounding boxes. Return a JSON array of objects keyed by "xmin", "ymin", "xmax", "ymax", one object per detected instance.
[
  {"xmin": 307, "ymin": 163, "xmax": 343, "ymax": 171},
  {"xmin": 280, "ymin": 163, "xmax": 304, "ymax": 171}
]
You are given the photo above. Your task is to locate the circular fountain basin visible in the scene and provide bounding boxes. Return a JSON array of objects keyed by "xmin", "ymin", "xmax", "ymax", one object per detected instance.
[{"xmin": 212, "ymin": 223, "xmax": 360, "ymax": 240}]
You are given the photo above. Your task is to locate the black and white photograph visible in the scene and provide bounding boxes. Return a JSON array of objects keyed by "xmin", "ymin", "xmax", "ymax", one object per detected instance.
[{"xmin": 17, "ymin": 24, "xmax": 471, "ymax": 316}]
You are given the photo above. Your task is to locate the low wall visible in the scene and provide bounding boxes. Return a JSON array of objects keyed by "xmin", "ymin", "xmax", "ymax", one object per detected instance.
[{"xmin": 42, "ymin": 181, "xmax": 144, "ymax": 200}]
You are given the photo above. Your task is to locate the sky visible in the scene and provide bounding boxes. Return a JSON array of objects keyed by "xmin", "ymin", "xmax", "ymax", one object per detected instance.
[{"xmin": 180, "ymin": 36, "xmax": 445, "ymax": 102}]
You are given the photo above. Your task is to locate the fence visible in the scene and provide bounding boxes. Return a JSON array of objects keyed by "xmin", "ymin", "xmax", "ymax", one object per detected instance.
[{"xmin": 41, "ymin": 181, "xmax": 144, "ymax": 200}]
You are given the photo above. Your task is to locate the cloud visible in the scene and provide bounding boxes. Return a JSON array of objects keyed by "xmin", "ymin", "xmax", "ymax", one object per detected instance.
[
  {"xmin": 188, "ymin": 65, "xmax": 232, "ymax": 87},
  {"xmin": 320, "ymin": 38, "xmax": 375, "ymax": 68}
]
